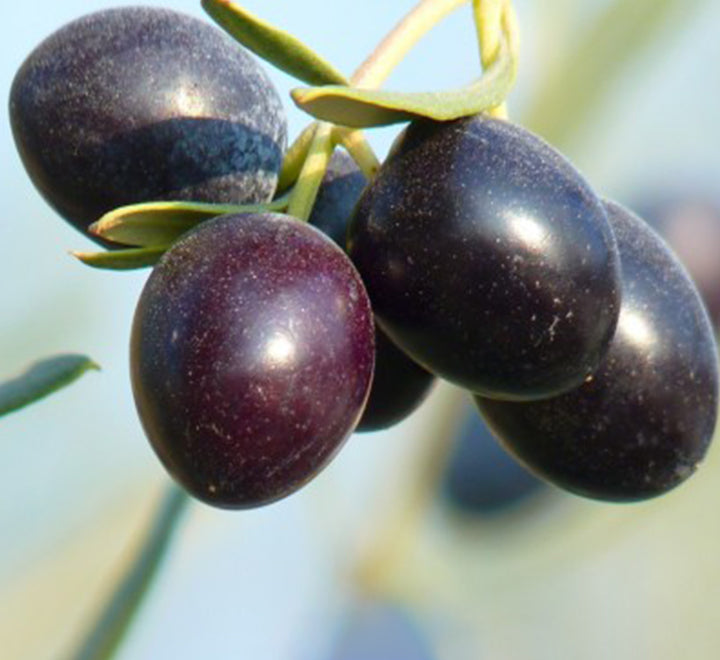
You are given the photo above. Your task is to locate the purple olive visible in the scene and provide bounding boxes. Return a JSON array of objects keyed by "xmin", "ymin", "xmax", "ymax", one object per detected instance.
[
  {"xmin": 348, "ymin": 114, "xmax": 621, "ymax": 400},
  {"xmin": 308, "ymin": 151, "xmax": 435, "ymax": 431},
  {"xmin": 130, "ymin": 213, "xmax": 375, "ymax": 508},
  {"xmin": 9, "ymin": 7, "xmax": 287, "ymax": 242},
  {"xmin": 309, "ymin": 150, "xmax": 369, "ymax": 248},
  {"xmin": 356, "ymin": 330, "xmax": 435, "ymax": 432},
  {"xmin": 476, "ymin": 201, "xmax": 719, "ymax": 502}
]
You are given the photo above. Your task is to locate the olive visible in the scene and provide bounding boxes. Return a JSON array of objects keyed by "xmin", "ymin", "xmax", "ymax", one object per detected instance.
[
  {"xmin": 476, "ymin": 201, "xmax": 719, "ymax": 501},
  {"xmin": 348, "ymin": 114, "xmax": 621, "ymax": 400},
  {"xmin": 10, "ymin": 7, "xmax": 287, "ymax": 242},
  {"xmin": 131, "ymin": 213, "xmax": 375, "ymax": 508}
]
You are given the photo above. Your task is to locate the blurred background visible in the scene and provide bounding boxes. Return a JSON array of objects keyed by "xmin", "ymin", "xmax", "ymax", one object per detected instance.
[{"xmin": 2, "ymin": 0, "xmax": 720, "ymax": 658}]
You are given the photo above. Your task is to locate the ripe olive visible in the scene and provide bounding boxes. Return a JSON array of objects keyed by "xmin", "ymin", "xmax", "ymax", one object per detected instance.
[
  {"xmin": 309, "ymin": 151, "xmax": 435, "ymax": 431},
  {"xmin": 10, "ymin": 7, "xmax": 287, "ymax": 242},
  {"xmin": 309, "ymin": 150, "xmax": 369, "ymax": 248},
  {"xmin": 131, "ymin": 213, "xmax": 375, "ymax": 508},
  {"xmin": 348, "ymin": 114, "xmax": 621, "ymax": 400},
  {"xmin": 476, "ymin": 201, "xmax": 719, "ymax": 502}
]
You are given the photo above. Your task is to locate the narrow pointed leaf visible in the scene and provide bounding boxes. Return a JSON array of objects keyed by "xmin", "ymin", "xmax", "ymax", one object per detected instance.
[
  {"xmin": 72, "ymin": 246, "xmax": 167, "ymax": 270},
  {"xmin": 202, "ymin": 0, "xmax": 348, "ymax": 86},
  {"xmin": 70, "ymin": 485, "xmax": 189, "ymax": 660},
  {"xmin": 291, "ymin": 41, "xmax": 515, "ymax": 128},
  {"xmin": 0, "ymin": 354, "xmax": 99, "ymax": 417},
  {"xmin": 90, "ymin": 198, "xmax": 289, "ymax": 247}
]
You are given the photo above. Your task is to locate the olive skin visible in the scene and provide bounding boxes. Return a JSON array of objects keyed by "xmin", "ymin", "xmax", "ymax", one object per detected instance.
[
  {"xmin": 476, "ymin": 201, "xmax": 719, "ymax": 502},
  {"xmin": 309, "ymin": 150, "xmax": 369, "ymax": 248},
  {"xmin": 356, "ymin": 329, "xmax": 435, "ymax": 432},
  {"xmin": 130, "ymin": 213, "xmax": 375, "ymax": 508},
  {"xmin": 10, "ymin": 7, "xmax": 286, "ymax": 242},
  {"xmin": 348, "ymin": 115, "xmax": 621, "ymax": 400},
  {"xmin": 308, "ymin": 151, "xmax": 435, "ymax": 431}
]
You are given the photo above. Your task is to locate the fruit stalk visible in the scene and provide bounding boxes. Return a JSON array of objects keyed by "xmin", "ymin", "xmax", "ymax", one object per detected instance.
[
  {"xmin": 472, "ymin": 0, "xmax": 514, "ymax": 118},
  {"xmin": 282, "ymin": 0, "xmax": 471, "ymax": 189},
  {"xmin": 287, "ymin": 122, "xmax": 335, "ymax": 221}
]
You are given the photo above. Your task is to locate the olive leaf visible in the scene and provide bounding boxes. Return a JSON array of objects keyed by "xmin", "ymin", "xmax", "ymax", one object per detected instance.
[
  {"xmin": 201, "ymin": 0, "xmax": 348, "ymax": 86},
  {"xmin": 0, "ymin": 354, "xmax": 99, "ymax": 418},
  {"xmin": 69, "ymin": 485, "xmax": 189, "ymax": 660},
  {"xmin": 90, "ymin": 198, "xmax": 289, "ymax": 247},
  {"xmin": 72, "ymin": 246, "xmax": 168, "ymax": 270},
  {"xmin": 290, "ymin": 40, "xmax": 515, "ymax": 128}
]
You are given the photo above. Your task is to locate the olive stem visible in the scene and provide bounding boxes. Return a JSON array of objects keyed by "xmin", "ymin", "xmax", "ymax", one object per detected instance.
[
  {"xmin": 277, "ymin": 123, "xmax": 319, "ymax": 194},
  {"xmin": 333, "ymin": 127, "xmax": 381, "ymax": 180},
  {"xmin": 286, "ymin": 122, "xmax": 335, "ymax": 222},
  {"xmin": 282, "ymin": 0, "xmax": 470, "ymax": 189},
  {"xmin": 351, "ymin": 0, "xmax": 468, "ymax": 88},
  {"xmin": 67, "ymin": 485, "xmax": 190, "ymax": 660},
  {"xmin": 472, "ymin": 0, "xmax": 513, "ymax": 118},
  {"xmin": 342, "ymin": 0, "xmax": 468, "ymax": 174}
]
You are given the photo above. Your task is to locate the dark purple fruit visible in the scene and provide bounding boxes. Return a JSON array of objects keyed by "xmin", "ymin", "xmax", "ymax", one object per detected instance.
[
  {"xmin": 9, "ymin": 7, "xmax": 287, "ymax": 242},
  {"xmin": 441, "ymin": 405, "xmax": 546, "ymax": 515},
  {"xmin": 130, "ymin": 213, "xmax": 375, "ymax": 508},
  {"xmin": 309, "ymin": 150, "xmax": 368, "ymax": 248},
  {"xmin": 348, "ymin": 115, "xmax": 621, "ymax": 400},
  {"xmin": 356, "ymin": 330, "xmax": 434, "ymax": 432},
  {"xmin": 476, "ymin": 201, "xmax": 719, "ymax": 502},
  {"xmin": 308, "ymin": 151, "xmax": 435, "ymax": 431}
]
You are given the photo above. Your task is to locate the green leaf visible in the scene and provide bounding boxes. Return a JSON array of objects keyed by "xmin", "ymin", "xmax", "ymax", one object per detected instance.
[
  {"xmin": 290, "ymin": 40, "xmax": 516, "ymax": 128},
  {"xmin": 201, "ymin": 0, "xmax": 348, "ymax": 86},
  {"xmin": 90, "ymin": 198, "xmax": 289, "ymax": 247},
  {"xmin": 0, "ymin": 354, "xmax": 99, "ymax": 418},
  {"xmin": 72, "ymin": 246, "xmax": 167, "ymax": 270},
  {"xmin": 69, "ymin": 485, "xmax": 189, "ymax": 660}
]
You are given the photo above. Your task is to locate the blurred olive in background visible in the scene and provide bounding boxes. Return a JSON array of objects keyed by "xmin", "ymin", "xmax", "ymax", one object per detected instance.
[
  {"xmin": 440, "ymin": 403, "xmax": 547, "ymax": 516},
  {"xmin": 634, "ymin": 194, "xmax": 720, "ymax": 327},
  {"xmin": 325, "ymin": 599, "xmax": 435, "ymax": 660}
]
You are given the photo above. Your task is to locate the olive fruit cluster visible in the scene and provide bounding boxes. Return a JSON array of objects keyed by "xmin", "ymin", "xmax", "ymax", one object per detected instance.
[
  {"xmin": 9, "ymin": 6, "xmax": 719, "ymax": 509},
  {"xmin": 349, "ymin": 115, "xmax": 719, "ymax": 502},
  {"xmin": 310, "ymin": 152, "xmax": 436, "ymax": 432}
]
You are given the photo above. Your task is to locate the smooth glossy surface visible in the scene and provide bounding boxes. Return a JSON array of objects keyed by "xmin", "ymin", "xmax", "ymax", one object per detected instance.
[
  {"xmin": 10, "ymin": 7, "xmax": 286, "ymax": 242},
  {"xmin": 477, "ymin": 201, "xmax": 719, "ymax": 502},
  {"xmin": 309, "ymin": 151, "xmax": 435, "ymax": 431},
  {"xmin": 131, "ymin": 213, "xmax": 375, "ymax": 508},
  {"xmin": 348, "ymin": 115, "xmax": 621, "ymax": 400},
  {"xmin": 441, "ymin": 405, "xmax": 545, "ymax": 515}
]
